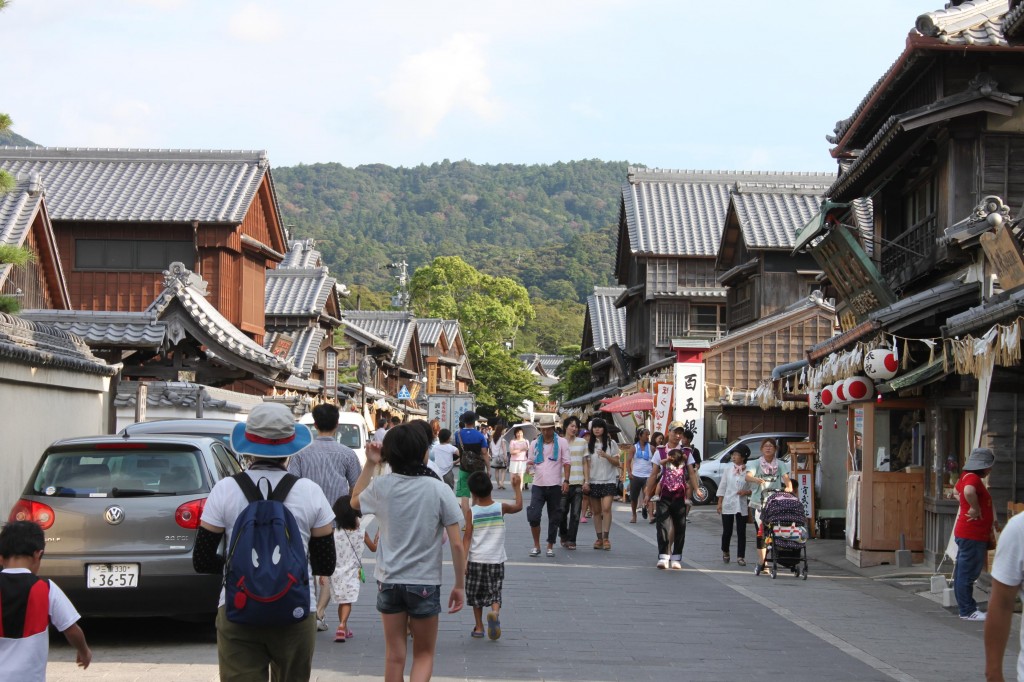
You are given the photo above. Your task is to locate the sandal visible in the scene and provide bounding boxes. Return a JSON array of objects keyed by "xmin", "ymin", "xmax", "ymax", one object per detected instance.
[
  {"xmin": 334, "ymin": 627, "xmax": 347, "ymax": 643},
  {"xmin": 593, "ymin": 539, "xmax": 603, "ymax": 550},
  {"xmin": 602, "ymin": 539, "xmax": 611, "ymax": 551},
  {"xmin": 723, "ymin": 553, "xmax": 730, "ymax": 564},
  {"xmin": 566, "ymin": 542, "xmax": 576, "ymax": 550},
  {"xmin": 471, "ymin": 630, "xmax": 485, "ymax": 639},
  {"xmin": 737, "ymin": 558, "xmax": 746, "ymax": 566},
  {"xmin": 530, "ymin": 547, "xmax": 541, "ymax": 557},
  {"xmin": 486, "ymin": 612, "xmax": 501, "ymax": 640},
  {"xmin": 546, "ymin": 548, "xmax": 555, "ymax": 557}
]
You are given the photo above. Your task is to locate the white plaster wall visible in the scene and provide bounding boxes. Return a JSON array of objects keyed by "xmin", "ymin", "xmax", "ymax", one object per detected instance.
[{"xmin": 0, "ymin": 362, "xmax": 110, "ymax": 516}]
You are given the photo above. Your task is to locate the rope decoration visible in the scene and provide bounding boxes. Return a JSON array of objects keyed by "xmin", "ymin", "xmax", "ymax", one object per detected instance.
[{"xmin": 945, "ymin": 317, "xmax": 1023, "ymax": 378}]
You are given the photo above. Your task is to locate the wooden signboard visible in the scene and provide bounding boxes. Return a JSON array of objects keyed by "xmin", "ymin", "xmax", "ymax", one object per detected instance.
[{"xmin": 980, "ymin": 226, "xmax": 1024, "ymax": 291}]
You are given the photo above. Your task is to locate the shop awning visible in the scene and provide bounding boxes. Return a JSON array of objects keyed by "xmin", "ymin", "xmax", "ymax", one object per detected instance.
[
  {"xmin": 875, "ymin": 357, "xmax": 947, "ymax": 393},
  {"xmin": 602, "ymin": 392, "xmax": 655, "ymax": 414}
]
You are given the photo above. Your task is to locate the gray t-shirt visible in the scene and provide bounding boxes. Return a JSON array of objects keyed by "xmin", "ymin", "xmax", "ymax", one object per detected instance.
[{"xmin": 359, "ymin": 473, "xmax": 463, "ymax": 585}]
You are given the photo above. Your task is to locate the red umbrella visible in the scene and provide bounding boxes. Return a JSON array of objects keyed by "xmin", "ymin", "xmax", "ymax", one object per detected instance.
[{"xmin": 601, "ymin": 392, "xmax": 655, "ymax": 413}]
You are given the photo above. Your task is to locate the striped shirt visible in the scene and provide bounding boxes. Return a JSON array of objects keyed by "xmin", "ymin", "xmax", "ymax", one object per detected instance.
[
  {"xmin": 566, "ymin": 437, "xmax": 587, "ymax": 485},
  {"xmin": 287, "ymin": 436, "xmax": 362, "ymax": 508},
  {"xmin": 469, "ymin": 502, "xmax": 506, "ymax": 564}
]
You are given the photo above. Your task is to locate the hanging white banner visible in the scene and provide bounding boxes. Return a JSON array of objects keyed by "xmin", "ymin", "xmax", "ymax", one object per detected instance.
[
  {"xmin": 653, "ymin": 382, "xmax": 673, "ymax": 435},
  {"xmin": 673, "ymin": 362, "xmax": 705, "ymax": 455}
]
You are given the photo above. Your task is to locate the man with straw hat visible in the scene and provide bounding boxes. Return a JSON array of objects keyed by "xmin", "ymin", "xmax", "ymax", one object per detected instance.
[{"xmin": 193, "ymin": 403, "xmax": 336, "ymax": 681}]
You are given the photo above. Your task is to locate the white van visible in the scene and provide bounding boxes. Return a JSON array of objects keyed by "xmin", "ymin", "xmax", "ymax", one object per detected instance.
[{"xmin": 299, "ymin": 411, "xmax": 369, "ymax": 467}]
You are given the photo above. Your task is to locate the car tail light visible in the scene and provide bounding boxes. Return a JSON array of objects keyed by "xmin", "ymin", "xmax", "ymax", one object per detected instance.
[
  {"xmin": 175, "ymin": 498, "xmax": 206, "ymax": 530},
  {"xmin": 9, "ymin": 499, "xmax": 56, "ymax": 530}
]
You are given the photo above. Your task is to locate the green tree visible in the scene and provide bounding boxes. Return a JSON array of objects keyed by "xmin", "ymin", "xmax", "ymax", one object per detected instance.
[
  {"xmin": 471, "ymin": 342, "xmax": 542, "ymax": 422},
  {"xmin": 516, "ymin": 299, "xmax": 585, "ymax": 354},
  {"xmin": 410, "ymin": 256, "xmax": 533, "ymax": 352},
  {"xmin": 549, "ymin": 359, "xmax": 592, "ymax": 403}
]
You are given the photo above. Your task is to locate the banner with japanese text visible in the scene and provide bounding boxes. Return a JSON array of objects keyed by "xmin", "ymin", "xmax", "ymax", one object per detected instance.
[
  {"xmin": 672, "ymin": 363, "xmax": 705, "ymax": 455},
  {"xmin": 653, "ymin": 382, "xmax": 673, "ymax": 435}
]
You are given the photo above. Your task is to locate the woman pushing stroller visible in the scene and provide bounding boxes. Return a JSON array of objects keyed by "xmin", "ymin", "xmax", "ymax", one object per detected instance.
[{"xmin": 745, "ymin": 438, "xmax": 792, "ymax": 574}]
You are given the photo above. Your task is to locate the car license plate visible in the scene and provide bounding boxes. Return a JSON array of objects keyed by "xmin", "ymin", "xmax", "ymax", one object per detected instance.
[{"xmin": 86, "ymin": 563, "xmax": 139, "ymax": 588}]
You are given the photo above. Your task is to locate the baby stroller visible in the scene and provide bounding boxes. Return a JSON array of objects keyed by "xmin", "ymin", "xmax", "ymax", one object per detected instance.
[{"xmin": 756, "ymin": 491, "xmax": 809, "ymax": 580}]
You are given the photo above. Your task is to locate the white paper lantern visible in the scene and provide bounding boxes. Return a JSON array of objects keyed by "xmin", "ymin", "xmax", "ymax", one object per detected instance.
[
  {"xmin": 864, "ymin": 349, "xmax": 898, "ymax": 381},
  {"xmin": 834, "ymin": 381, "xmax": 849, "ymax": 405},
  {"xmin": 820, "ymin": 384, "xmax": 836, "ymax": 410},
  {"xmin": 844, "ymin": 375, "xmax": 874, "ymax": 402},
  {"xmin": 808, "ymin": 389, "xmax": 827, "ymax": 413}
]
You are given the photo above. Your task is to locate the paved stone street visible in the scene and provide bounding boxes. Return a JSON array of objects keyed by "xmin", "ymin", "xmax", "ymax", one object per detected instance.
[{"xmin": 47, "ymin": 493, "xmax": 1018, "ymax": 681}]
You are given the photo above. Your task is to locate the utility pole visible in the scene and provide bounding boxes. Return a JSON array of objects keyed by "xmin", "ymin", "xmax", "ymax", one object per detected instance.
[{"xmin": 387, "ymin": 260, "xmax": 410, "ymax": 310}]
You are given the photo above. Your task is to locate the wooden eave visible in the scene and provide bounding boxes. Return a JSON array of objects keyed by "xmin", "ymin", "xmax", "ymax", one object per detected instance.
[
  {"xmin": 718, "ymin": 258, "xmax": 759, "ymax": 287},
  {"xmin": 32, "ymin": 199, "xmax": 71, "ymax": 310}
]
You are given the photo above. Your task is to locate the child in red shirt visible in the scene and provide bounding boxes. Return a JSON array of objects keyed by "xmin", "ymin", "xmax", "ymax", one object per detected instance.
[{"xmin": 953, "ymin": 447, "xmax": 997, "ymax": 621}]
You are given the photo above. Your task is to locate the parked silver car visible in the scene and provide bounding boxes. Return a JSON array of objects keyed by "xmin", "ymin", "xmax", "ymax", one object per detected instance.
[
  {"xmin": 695, "ymin": 432, "xmax": 808, "ymax": 504},
  {"xmin": 7, "ymin": 434, "xmax": 241, "ymax": 619}
]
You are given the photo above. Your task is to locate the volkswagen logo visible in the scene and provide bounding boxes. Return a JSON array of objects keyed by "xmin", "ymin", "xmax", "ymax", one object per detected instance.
[{"xmin": 104, "ymin": 506, "xmax": 126, "ymax": 525}]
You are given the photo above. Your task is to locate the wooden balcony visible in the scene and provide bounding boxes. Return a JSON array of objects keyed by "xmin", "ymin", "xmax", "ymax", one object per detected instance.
[{"xmin": 882, "ymin": 215, "xmax": 937, "ymax": 288}]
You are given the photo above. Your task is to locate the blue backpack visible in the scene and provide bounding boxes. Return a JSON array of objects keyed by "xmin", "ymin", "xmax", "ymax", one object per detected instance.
[{"xmin": 224, "ymin": 472, "xmax": 310, "ymax": 626}]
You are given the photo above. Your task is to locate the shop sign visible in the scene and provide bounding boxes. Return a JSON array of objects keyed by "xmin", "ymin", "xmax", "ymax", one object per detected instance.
[
  {"xmin": 797, "ymin": 472, "xmax": 813, "ymax": 520},
  {"xmin": 980, "ymin": 226, "xmax": 1024, "ymax": 290},
  {"xmin": 653, "ymin": 382, "xmax": 673, "ymax": 435},
  {"xmin": 810, "ymin": 225, "xmax": 895, "ymax": 323},
  {"xmin": 673, "ymin": 362, "xmax": 704, "ymax": 454}
]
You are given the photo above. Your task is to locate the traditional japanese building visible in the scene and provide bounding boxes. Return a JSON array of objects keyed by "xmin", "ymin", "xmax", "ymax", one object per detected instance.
[
  {"xmin": 0, "ymin": 174, "xmax": 70, "ymax": 311},
  {"xmin": 341, "ymin": 311, "xmax": 425, "ymax": 416},
  {"xmin": 562, "ymin": 285, "xmax": 627, "ymax": 414}
]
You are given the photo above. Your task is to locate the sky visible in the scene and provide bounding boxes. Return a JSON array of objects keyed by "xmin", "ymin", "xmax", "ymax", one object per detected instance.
[{"xmin": 1, "ymin": 0, "xmax": 941, "ymax": 172}]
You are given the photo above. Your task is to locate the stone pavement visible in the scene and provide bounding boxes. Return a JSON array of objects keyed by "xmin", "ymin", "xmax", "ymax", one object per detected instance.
[{"xmin": 47, "ymin": 492, "xmax": 1020, "ymax": 681}]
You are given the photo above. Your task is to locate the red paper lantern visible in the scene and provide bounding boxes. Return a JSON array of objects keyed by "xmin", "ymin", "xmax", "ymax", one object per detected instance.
[
  {"xmin": 844, "ymin": 376, "xmax": 874, "ymax": 402},
  {"xmin": 834, "ymin": 381, "xmax": 849, "ymax": 403},
  {"xmin": 820, "ymin": 385, "xmax": 835, "ymax": 409},
  {"xmin": 808, "ymin": 389, "xmax": 827, "ymax": 413},
  {"xmin": 864, "ymin": 349, "xmax": 898, "ymax": 381}
]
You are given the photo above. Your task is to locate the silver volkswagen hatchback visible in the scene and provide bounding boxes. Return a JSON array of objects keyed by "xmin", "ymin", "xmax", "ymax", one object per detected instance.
[{"xmin": 7, "ymin": 434, "xmax": 241, "ymax": 619}]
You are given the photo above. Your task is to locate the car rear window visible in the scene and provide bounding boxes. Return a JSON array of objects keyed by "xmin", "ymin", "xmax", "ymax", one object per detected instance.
[
  {"xmin": 336, "ymin": 424, "xmax": 363, "ymax": 450},
  {"xmin": 32, "ymin": 448, "xmax": 210, "ymax": 497}
]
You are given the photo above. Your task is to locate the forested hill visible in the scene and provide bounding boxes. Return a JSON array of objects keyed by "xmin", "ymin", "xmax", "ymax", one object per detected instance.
[{"xmin": 272, "ymin": 159, "xmax": 629, "ymax": 302}]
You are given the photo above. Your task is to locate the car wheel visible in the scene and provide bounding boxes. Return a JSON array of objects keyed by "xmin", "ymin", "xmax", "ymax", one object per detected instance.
[{"xmin": 694, "ymin": 479, "xmax": 717, "ymax": 505}]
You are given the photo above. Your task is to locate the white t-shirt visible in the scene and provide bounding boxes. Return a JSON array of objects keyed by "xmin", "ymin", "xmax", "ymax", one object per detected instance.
[
  {"xmin": 0, "ymin": 569, "xmax": 80, "ymax": 682},
  {"xmin": 359, "ymin": 473, "xmax": 463, "ymax": 585},
  {"xmin": 373, "ymin": 427, "xmax": 387, "ymax": 444},
  {"xmin": 585, "ymin": 439, "xmax": 621, "ymax": 484},
  {"xmin": 631, "ymin": 442, "xmax": 655, "ymax": 478},
  {"xmin": 199, "ymin": 468, "xmax": 335, "ymax": 610},
  {"xmin": 432, "ymin": 443, "xmax": 458, "ymax": 476},
  {"xmin": 990, "ymin": 513, "xmax": 1024, "ymax": 682}
]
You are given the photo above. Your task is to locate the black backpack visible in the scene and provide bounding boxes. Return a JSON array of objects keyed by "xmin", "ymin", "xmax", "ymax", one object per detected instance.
[{"xmin": 456, "ymin": 429, "xmax": 486, "ymax": 473}]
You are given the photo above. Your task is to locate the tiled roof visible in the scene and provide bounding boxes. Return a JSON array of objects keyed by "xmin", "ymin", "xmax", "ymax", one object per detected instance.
[
  {"xmin": 0, "ymin": 312, "xmax": 118, "ymax": 376},
  {"xmin": 114, "ymin": 380, "xmax": 264, "ymax": 413},
  {"xmin": 280, "ymin": 239, "xmax": 323, "ymax": 269},
  {"xmin": 342, "ymin": 311, "xmax": 416, "ymax": 365},
  {"xmin": 915, "ymin": 0, "xmax": 1009, "ymax": 46},
  {"xmin": 586, "ymin": 286, "xmax": 626, "ymax": 352},
  {"xmin": 730, "ymin": 186, "xmax": 826, "ymax": 250},
  {"xmin": 851, "ymin": 198, "xmax": 875, "ymax": 257},
  {"xmin": 1005, "ymin": 0, "xmax": 1024, "ymax": 37},
  {"xmin": 621, "ymin": 168, "xmax": 835, "ymax": 257},
  {"xmin": 18, "ymin": 310, "xmax": 166, "ymax": 348},
  {"xmin": 829, "ymin": 1, "xmax": 1012, "ymax": 148},
  {"xmin": 264, "ymin": 326, "xmax": 326, "ymax": 378},
  {"xmin": 0, "ymin": 147, "xmax": 274, "ymax": 223},
  {"xmin": 415, "ymin": 318, "xmax": 445, "ymax": 346},
  {"xmin": 519, "ymin": 353, "xmax": 569, "ymax": 378},
  {"xmin": 149, "ymin": 263, "xmax": 295, "ymax": 374},
  {"xmin": 265, "ymin": 267, "xmax": 336, "ymax": 317}
]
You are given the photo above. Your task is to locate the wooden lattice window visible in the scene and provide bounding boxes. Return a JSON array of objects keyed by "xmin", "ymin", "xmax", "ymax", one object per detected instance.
[{"xmin": 655, "ymin": 302, "xmax": 686, "ymax": 346}]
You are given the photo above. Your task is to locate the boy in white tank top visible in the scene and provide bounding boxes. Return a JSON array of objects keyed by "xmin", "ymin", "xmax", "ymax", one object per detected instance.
[{"xmin": 462, "ymin": 471, "xmax": 523, "ymax": 640}]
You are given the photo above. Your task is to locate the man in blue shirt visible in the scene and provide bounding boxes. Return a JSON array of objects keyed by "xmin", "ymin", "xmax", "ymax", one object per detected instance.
[{"xmin": 455, "ymin": 411, "xmax": 490, "ymax": 514}]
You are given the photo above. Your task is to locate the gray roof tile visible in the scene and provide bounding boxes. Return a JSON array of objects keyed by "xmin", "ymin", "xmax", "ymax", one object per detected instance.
[
  {"xmin": 587, "ymin": 286, "xmax": 626, "ymax": 352},
  {"xmin": 0, "ymin": 147, "xmax": 273, "ymax": 223},
  {"xmin": 342, "ymin": 311, "xmax": 416, "ymax": 365},
  {"xmin": 622, "ymin": 168, "xmax": 834, "ymax": 257},
  {"xmin": 415, "ymin": 318, "xmax": 445, "ymax": 346},
  {"xmin": 265, "ymin": 267, "xmax": 336, "ymax": 317},
  {"xmin": 0, "ymin": 312, "xmax": 118, "ymax": 376},
  {"xmin": 1005, "ymin": 0, "xmax": 1024, "ymax": 37},
  {"xmin": 731, "ymin": 186, "xmax": 826, "ymax": 250},
  {"xmin": 18, "ymin": 310, "xmax": 166, "ymax": 348},
  {"xmin": 281, "ymin": 239, "xmax": 323, "ymax": 269},
  {"xmin": 264, "ymin": 326, "xmax": 326, "ymax": 378},
  {"xmin": 149, "ymin": 263, "xmax": 294, "ymax": 373},
  {"xmin": 114, "ymin": 379, "xmax": 265, "ymax": 413}
]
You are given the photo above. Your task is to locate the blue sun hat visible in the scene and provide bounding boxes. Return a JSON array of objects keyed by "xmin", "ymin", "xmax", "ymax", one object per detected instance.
[{"xmin": 231, "ymin": 403, "xmax": 313, "ymax": 458}]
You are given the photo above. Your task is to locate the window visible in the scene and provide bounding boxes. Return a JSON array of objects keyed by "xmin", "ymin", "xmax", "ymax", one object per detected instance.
[
  {"xmin": 690, "ymin": 305, "xmax": 722, "ymax": 334},
  {"xmin": 325, "ymin": 349, "xmax": 337, "ymax": 370},
  {"xmin": 655, "ymin": 302, "xmax": 686, "ymax": 346},
  {"xmin": 325, "ymin": 369, "xmax": 337, "ymax": 395},
  {"xmin": 650, "ymin": 260, "xmax": 678, "ymax": 293},
  {"xmin": 735, "ymin": 281, "xmax": 753, "ymax": 304},
  {"xmin": 902, "ymin": 175, "xmax": 937, "ymax": 233},
  {"xmin": 75, "ymin": 240, "xmax": 194, "ymax": 271}
]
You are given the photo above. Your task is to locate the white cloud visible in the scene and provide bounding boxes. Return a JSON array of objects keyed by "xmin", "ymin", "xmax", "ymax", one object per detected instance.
[
  {"xmin": 378, "ymin": 33, "xmax": 500, "ymax": 139},
  {"xmin": 228, "ymin": 4, "xmax": 283, "ymax": 43}
]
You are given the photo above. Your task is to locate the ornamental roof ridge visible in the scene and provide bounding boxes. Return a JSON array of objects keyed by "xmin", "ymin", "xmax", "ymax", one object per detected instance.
[
  {"xmin": 627, "ymin": 166, "xmax": 834, "ymax": 185},
  {"xmin": 0, "ymin": 146, "xmax": 269, "ymax": 163}
]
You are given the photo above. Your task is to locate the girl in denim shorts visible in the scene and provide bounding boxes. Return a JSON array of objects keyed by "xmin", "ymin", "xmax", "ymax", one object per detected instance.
[{"xmin": 351, "ymin": 423, "xmax": 466, "ymax": 681}]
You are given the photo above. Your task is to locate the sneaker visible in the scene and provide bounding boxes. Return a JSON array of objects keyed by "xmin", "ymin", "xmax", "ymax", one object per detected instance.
[
  {"xmin": 316, "ymin": 616, "xmax": 328, "ymax": 632},
  {"xmin": 656, "ymin": 559, "xmax": 669, "ymax": 570},
  {"xmin": 960, "ymin": 610, "xmax": 987, "ymax": 622},
  {"xmin": 670, "ymin": 561, "xmax": 683, "ymax": 570}
]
